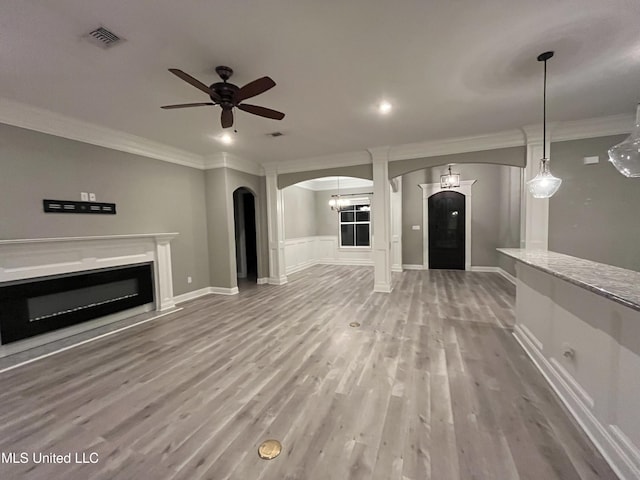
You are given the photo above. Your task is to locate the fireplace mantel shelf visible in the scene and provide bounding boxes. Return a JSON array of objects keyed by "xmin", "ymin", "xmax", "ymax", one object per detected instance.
[{"xmin": 0, "ymin": 233, "xmax": 179, "ymax": 245}]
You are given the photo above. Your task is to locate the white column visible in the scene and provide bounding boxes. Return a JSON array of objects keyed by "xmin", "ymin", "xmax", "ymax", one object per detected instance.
[
  {"xmin": 265, "ymin": 171, "xmax": 287, "ymax": 285},
  {"xmin": 369, "ymin": 147, "xmax": 392, "ymax": 293},
  {"xmin": 521, "ymin": 125, "xmax": 551, "ymax": 250},
  {"xmin": 390, "ymin": 176, "xmax": 403, "ymax": 272},
  {"xmin": 155, "ymin": 236, "xmax": 176, "ymax": 311}
]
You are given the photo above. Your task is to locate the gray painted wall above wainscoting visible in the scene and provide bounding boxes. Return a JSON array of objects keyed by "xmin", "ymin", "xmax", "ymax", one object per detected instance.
[
  {"xmin": 283, "ymin": 185, "xmax": 317, "ymax": 239},
  {"xmin": 549, "ymin": 135, "xmax": 640, "ymax": 272}
]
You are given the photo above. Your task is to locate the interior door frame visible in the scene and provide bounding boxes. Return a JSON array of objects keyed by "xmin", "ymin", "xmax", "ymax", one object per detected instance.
[{"xmin": 419, "ymin": 180, "xmax": 476, "ymax": 271}]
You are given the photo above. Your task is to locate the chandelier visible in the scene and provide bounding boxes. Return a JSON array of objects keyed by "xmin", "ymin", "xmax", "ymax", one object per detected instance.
[{"xmin": 440, "ymin": 165, "xmax": 460, "ymax": 189}]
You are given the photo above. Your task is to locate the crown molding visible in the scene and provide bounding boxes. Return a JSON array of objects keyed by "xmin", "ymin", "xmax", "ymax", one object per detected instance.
[
  {"xmin": 551, "ymin": 113, "xmax": 633, "ymax": 142},
  {"xmin": 261, "ymin": 150, "xmax": 372, "ymax": 174},
  {"xmin": 2, "ymin": 97, "xmax": 632, "ymax": 175},
  {"xmin": 389, "ymin": 129, "xmax": 526, "ymax": 161},
  {"xmin": 203, "ymin": 152, "xmax": 264, "ymax": 176},
  {"xmin": 0, "ymin": 98, "xmax": 205, "ymax": 170}
]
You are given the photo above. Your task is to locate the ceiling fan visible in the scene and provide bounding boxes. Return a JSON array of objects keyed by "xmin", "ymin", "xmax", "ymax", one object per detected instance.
[{"xmin": 161, "ymin": 66, "xmax": 285, "ymax": 129}]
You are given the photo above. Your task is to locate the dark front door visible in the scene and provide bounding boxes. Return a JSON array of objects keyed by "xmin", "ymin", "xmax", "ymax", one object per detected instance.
[{"xmin": 428, "ymin": 191, "xmax": 465, "ymax": 270}]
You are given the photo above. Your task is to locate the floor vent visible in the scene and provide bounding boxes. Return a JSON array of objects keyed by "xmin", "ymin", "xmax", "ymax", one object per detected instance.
[{"xmin": 84, "ymin": 26, "xmax": 125, "ymax": 49}]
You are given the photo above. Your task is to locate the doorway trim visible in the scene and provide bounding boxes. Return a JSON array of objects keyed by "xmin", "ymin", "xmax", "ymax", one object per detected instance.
[{"xmin": 419, "ymin": 180, "xmax": 476, "ymax": 271}]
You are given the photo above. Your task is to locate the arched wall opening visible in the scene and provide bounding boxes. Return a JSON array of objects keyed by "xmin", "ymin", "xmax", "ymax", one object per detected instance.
[
  {"xmin": 281, "ymin": 176, "xmax": 375, "ymax": 275},
  {"xmin": 232, "ymin": 187, "xmax": 258, "ymax": 288},
  {"xmin": 394, "ymin": 161, "xmax": 522, "ymax": 276}
]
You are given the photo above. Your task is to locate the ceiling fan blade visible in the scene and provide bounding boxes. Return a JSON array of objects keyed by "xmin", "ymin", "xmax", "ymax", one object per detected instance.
[
  {"xmin": 168, "ymin": 69, "xmax": 220, "ymax": 101},
  {"xmin": 221, "ymin": 109, "xmax": 234, "ymax": 129},
  {"xmin": 237, "ymin": 103, "xmax": 285, "ymax": 120},
  {"xmin": 236, "ymin": 77, "xmax": 276, "ymax": 102},
  {"xmin": 161, "ymin": 102, "xmax": 215, "ymax": 109}
]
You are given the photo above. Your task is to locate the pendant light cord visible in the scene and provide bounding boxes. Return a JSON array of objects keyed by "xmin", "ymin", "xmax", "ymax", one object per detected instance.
[{"xmin": 543, "ymin": 57, "xmax": 547, "ymax": 160}]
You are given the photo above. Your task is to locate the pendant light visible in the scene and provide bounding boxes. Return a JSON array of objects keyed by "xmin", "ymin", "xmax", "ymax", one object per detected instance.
[
  {"xmin": 440, "ymin": 164, "xmax": 460, "ymax": 189},
  {"xmin": 527, "ymin": 51, "xmax": 562, "ymax": 199},
  {"xmin": 608, "ymin": 103, "xmax": 640, "ymax": 177}
]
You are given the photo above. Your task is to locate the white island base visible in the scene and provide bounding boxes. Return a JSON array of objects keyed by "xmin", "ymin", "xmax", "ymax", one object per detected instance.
[{"xmin": 499, "ymin": 249, "xmax": 640, "ymax": 480}]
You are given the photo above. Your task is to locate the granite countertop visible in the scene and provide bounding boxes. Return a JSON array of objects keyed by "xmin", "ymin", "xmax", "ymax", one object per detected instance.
[{"xmin": 497, "ymin": 248, "xmax": 640, "ymax": 312}]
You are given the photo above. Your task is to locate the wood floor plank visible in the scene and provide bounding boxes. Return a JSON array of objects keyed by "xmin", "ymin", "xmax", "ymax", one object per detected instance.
[{"xmin": 0, "ymin": 265, "xmax": 618, "ymax": 480}]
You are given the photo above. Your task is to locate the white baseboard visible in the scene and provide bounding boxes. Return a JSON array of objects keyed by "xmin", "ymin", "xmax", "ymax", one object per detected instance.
[
  {"xmin": 268, "ymin": 276, "xmax": 288, "ymax": 286},
  {"xmin": 402, "ymin": 264, "xmax": 427, "ymax": 270},
  {"xmin": 257, "ymin": 277, "xmax": 269, "ymax": 285},
  {"xmin": 514, "ymin": 324, "xmax": 640, "ymax": 480},
  {"xmin": 317, "ymin": 259, "xmax": 374, "ymax": 267},
  {"xmin": 173, "ymin": 287, "xmax": 213, "ymax": 304},
  {"xmin": 173, "ymin": 287, "xmax": 240, "ymax": 303},
  {"xmin": 174, "ymin": 286, "xmax": 239, "ymax": 303},
  {"xmin": 471, "ymin": 266, "xmax": 499, "ymax": 273},
  {"xmin": 210, "ymin": 286, "xmax": 239, "ymax": 295},
  {"xmin": 286, "ymin": 260, "xmax": 318, "ymax": 275},
  {"xmin": 391, "ymin": 265, "xmax": 403, "ymax": 273},
  {"xmin": 498, "ymin": 268, "xmax": 516, "ymax": 284},
  {"xmin": 471, "ymin": 266, "xmax": 516, "ymax": 285}
]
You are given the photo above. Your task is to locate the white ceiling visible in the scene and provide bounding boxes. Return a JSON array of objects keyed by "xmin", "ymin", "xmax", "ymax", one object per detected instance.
[{"xmin": 2, "ymin": 0, "xmax": 640, "ymax": 165}]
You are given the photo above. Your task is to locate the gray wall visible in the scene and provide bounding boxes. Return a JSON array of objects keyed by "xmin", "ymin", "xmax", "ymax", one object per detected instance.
[
  {"xmin": 401, "ymin": 163, "xmax": 521, "ymax": 271},
  {"xmin": 283, "ymin": 185, "xmax": 317, "ymax": 239},
  {"xmin": 0, "ymin": 123, "xmax": 210, "ymax": 296},
  {"xmin": 549, "ymin": 135, "xmax": 640, "ymax": 272},
  {"xmin": 205, "ymin": 168, "xmax": 269, "ymax": 288}
]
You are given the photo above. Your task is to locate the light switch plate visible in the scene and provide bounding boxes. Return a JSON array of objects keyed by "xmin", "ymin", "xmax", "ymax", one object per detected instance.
[
  {"xmin": 89, "ymin": 193, "xmax": 96, "ymax": 201},
  {"xmin": 80, "ymin": 192, "xmax": 89, "ymax": 201}
]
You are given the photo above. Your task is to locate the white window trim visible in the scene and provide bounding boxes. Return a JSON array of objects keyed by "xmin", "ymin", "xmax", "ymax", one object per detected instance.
[{"xmin": 338, "ymin": 203, "xmax": 371, "ymax": 248}]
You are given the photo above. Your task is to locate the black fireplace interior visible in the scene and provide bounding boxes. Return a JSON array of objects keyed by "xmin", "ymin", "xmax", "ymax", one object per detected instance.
[{"xmin": 0, "ymin": 263, "xmax": 154, "ymax": 345}]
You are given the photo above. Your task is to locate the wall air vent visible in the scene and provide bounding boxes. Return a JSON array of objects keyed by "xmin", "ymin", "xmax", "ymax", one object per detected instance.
[
  {"xmin": 267, "ymin": 132, "xmax": 284, "ymax": 138},
  {"xmin": 84, "ymin": 26, "xmax": 125, "ymax": 49}
]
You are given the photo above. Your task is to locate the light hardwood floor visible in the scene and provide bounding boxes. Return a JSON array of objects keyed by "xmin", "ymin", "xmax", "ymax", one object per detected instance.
[{"xmin": 0, "ymin": 266, "xmax": 618, "ymax": 479}]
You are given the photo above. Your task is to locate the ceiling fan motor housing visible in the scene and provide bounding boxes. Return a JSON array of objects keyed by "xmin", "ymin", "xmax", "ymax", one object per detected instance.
[{"xmin": 210, "ymin": 82, "xmax": 240, "ymax": 108}]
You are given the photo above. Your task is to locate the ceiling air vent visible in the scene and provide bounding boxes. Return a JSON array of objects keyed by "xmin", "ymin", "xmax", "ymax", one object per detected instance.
[
  {"xmin": 267, "ymin": 132, "xmax": 284, "ymax": 138},
  {"xmin": 84, "ymin": 27, "xmax": 125, "ymax": 49}
]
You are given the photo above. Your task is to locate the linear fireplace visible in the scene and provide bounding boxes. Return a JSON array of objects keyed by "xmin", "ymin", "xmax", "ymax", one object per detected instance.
[
  {"xmin": 0, "ymin": 263, "xmax": 154, "ymax": 344},
  {"xmin": 0, "ymin": 233, "xmax": 177, "ymax": 353}
]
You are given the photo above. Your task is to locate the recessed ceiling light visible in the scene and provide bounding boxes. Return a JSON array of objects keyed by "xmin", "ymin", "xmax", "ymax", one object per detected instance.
[
  {"xmin": 378, "ymin": 101, "xmax": 392, "ymax": 114},
  {"xmin": 220, "ymin": 132, "xmax": 233, "ymax": 145}
]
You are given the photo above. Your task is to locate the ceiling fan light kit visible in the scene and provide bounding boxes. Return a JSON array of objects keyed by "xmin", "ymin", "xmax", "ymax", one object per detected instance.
[
  {"xmin": 527, "ymin": 51, "xmax": 562, "ymax": 199},
  {"xmin": 162, "ymin": 66, "xmax": 285, "ymax": 129}
]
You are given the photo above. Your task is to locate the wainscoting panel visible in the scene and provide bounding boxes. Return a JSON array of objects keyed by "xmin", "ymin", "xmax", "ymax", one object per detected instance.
[{"xmin": 285, "ymin": 236, "xmax": 373, "ymax": 274}]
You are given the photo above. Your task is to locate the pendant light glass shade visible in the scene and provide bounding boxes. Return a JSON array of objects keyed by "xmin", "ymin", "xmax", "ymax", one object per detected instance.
[
  {"xmin": 527, "ymin": 159, "xmax": 562, "ymax": 198},
  {"xmin": 527, "ymin": 51, "xmax": 562, "ymax": 199},
  {"xmin": 608, "ymin": 104, "xmax": 640, "ymax": 178}
]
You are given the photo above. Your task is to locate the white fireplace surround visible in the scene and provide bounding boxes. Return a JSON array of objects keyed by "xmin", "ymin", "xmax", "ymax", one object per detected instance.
[{"xmin": 0, "ymin": 233, "xmax": 178, "ymax": 312}]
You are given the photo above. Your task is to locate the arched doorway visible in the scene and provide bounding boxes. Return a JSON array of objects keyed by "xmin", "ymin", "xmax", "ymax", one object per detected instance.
[
  {"xmin": 428, "ymin": 191, "xmax": 465, "ymax": 269},
  {"xmin": 420, "ymin": 179, "xmax": 476, "ymax": 270},
  {"xmin": 233, "ymin": 187, "xmax": 258, "ymax": 286}
]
